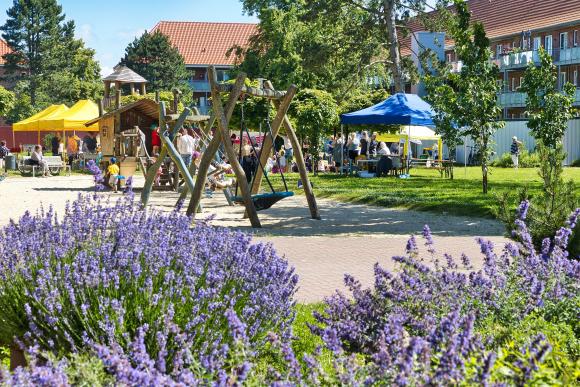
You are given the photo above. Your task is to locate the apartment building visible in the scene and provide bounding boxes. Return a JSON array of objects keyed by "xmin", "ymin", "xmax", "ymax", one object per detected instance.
[
  {"xmin": 150, "ymin": 21, "xmax": 257, "ymax": 114},
  {"xmin": 408, "ymin": 0, "xmax": 580, "ymax": 120}
]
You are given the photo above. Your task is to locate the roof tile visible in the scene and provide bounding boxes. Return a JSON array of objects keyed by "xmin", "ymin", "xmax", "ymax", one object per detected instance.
[
  {"xmin": 151, "ymin": 21, "xmax": 257, "ymax": 66},
  {"xmin": 0, "ymin": 38, "xmax": 12, "ymax": 65},
  {"xmin": 402, "ymin": 0, "xmax": 580, "ymax": 56}
]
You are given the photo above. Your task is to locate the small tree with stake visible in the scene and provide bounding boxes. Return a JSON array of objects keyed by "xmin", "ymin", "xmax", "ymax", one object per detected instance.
[
  {"xmin": 496, "ymin": 47, "xmax": 579, "ymax": 257},
  {"xmin": 424, "ymin": 0, "xmax": 504, "ymax": 193}
]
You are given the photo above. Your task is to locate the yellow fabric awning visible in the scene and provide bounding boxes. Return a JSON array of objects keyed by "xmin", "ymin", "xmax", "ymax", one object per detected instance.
[
  {"xmin": 12, "ymin": 105, "xmax": 69, "ymax": 132},
  {"xmin": 39, "ymin": 100, "xmax": 99, "ymax": 132}
]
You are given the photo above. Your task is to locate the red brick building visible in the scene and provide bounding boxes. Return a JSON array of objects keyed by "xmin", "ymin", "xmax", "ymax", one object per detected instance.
[{"xmin": 151, "ymin": 21, "xmax": 257, "ymax": 114}]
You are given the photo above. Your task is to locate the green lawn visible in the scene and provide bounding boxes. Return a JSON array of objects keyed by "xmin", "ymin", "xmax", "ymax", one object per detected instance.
[{"xmin": 270, "ymin": 167, "xmax": 580, "ymax": 219}]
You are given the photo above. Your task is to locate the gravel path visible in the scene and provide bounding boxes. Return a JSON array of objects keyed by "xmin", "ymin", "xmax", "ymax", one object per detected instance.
[{"xmin": 0, "ymin": 174, "xmax": 510, "ymax": 302}]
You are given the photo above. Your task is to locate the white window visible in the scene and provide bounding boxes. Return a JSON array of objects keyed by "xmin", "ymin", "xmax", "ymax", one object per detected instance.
[
  {"xmin": 519, "ymin": 77, "xmax": 523, "ymax": 90},
  {"xmin": 446, "ymin": 53, "xmax": 452, "ymax": 62},
  {"xmin": 560, "ymin": 72, "xmax": 566, "ymax": 87},
  {"xmin": 545, "ymin": 35, "xmax": 553, "ymax": 54},
  {"xmin": 574, "ymin": 31, "xmax": 579, "ymax": 47},
  {"xmin": 496, "ymin": 44, "xmax": 503, "ymax": 58},
  {"xmin": 533, "ymin": 36, "xmax": 542, "ymax": 51},
  {"xmin": 511, "ymin": 77, "xmax": 516, "ymax": 91},
  {"xmin": 198, "ymin": 97, "xmax": 207, "ymax": 107},
  {"xmin": 560, "ymin": 32, "xmax": 569, "ymax": 49},
  {"xmin": 574, "ymin": 70, "xmax": 578, "ymax": 86}
]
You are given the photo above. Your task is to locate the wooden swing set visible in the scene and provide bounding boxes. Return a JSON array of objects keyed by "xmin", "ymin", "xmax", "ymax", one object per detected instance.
[{"xmin": 140, "ymin": 66, "xmax": 320, "ymax": 228}]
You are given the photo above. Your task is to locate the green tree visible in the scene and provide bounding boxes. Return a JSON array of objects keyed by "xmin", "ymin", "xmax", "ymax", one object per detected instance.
[
  {"xmin": 0, "ymin": 0, "xmax": 72, "ymax": 105},
  {"xmin": 0, "ymin": 86, "xmax": 15, "ymax": 117},
  {"xmin": 290, "ymin": 89, "xmax": 338, "ymax": 175},
  {"xmin": 424, "ymin": 0, "xmax": 503, "ymax": 193},
  {"xmin": 120, "ymin": 31, "xmax": 188, "ymax": 92},
  {"xmin": 239, "ymin": 0, "xmax": 451, "ymax": 94}
]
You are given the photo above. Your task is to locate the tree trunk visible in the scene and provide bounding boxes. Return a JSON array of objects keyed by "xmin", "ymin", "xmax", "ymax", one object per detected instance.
[
  {"xmin": 481, "ymin": 139, "xmax": 489, "ymax": 194},
  {"xmin": 384, "ymin": 0, "xmax": 405, "ymax": 92}
]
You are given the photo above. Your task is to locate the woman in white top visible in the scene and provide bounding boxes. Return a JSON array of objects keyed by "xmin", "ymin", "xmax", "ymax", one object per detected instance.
[
  {"xmin": 377, "ymin": 142, "xmax": 391, "ymax": 156},
  {"xmin": 31, "ymin": 145, "xmax": 51, "ymax": 177}
]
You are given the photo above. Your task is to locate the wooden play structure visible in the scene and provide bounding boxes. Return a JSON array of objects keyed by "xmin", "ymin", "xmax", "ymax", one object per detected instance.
[
  {"xmin": 182, "ymin": 67, "xmax": 320, "ymax": 228},
  {"xmin": 86, "ymin": 98, "xmax": 210, "ymax": 189}
]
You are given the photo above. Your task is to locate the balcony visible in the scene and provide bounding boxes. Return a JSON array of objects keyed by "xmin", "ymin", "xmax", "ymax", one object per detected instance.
[
  {"xmin": 498, "ymin": 92, "xmax": 527, "ymax": 107},
  {"xmin": 557, "ymin": 46, "xmax": 580, "ymax": 64},
  {"xmin": 189, "ymin": 80, "xmax": 210, "ymax": 92},
  {"xmin": 496, "ymin": 50, "xmax": 535, "ymax": 70}
]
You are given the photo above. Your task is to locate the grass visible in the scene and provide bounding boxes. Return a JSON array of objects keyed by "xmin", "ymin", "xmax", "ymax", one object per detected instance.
[{"xmin": 269, "ymin": 167, "xmax": 580, "ymax": 219}]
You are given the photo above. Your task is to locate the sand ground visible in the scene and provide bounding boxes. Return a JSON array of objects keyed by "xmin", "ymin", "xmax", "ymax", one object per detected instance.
[{"xmin": 0, "ymin": 174, "xmax": 509, "ymax": 302}]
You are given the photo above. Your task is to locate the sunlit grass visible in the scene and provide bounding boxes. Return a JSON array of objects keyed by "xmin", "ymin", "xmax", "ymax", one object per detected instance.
[{"xmin": 268, "ymin": 167, "xmax": 580, "ymax": 218}]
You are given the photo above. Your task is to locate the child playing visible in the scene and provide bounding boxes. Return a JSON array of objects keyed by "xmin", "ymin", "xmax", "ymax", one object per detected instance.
[{"xmin": 107, "ymin": 157, "xmax": 120, "ymax": 192}]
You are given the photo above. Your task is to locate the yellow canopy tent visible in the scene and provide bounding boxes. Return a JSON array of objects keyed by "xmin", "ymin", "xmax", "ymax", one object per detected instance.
[
  {"xmin": 377, "ymin": 126, "xmax": 442, "ymax": 161},
  {"xmin": 13, "ymin": 105, "xmax": 69, "ymax": 131},
  {"xmin": 39, "ymin": 100, "xmax": 99, "ymax": 132},
  {"xmin": 12, "ymin": 104, "xmax": 70, "ymax": 145}
]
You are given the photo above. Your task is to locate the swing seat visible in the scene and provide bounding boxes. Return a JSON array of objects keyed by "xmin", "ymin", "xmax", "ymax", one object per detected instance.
[{"xmin": 233, "ymin": 191, "xmax": 294, "ymax": 211}]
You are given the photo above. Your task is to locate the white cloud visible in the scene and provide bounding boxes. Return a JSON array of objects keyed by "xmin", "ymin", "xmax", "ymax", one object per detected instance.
[
  {"xmin": 76, "ymin": 23, "xmax": 94, "ymax": 43},
  {"xmin": 116, "ymin": 28, "xmax": 147, "ymax": 41}
]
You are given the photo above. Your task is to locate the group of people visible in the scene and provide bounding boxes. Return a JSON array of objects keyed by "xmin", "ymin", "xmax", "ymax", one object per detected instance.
[{"xmin": 328, "ymin": 131, "xmax": 402, "ymax": 169}]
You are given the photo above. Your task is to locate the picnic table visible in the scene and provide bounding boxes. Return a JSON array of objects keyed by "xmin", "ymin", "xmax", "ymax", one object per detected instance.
[{"xmin": 408, "ymin": 158, "xmax": 454, "ymax": 178}]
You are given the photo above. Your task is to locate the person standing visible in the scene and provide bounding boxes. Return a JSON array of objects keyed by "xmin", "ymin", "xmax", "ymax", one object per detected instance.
[
  {"xmin": 283, "ymin": 136, "xmax": 293, "ymax": 165},
  {"xmin": 84, "ymin": 132, "xmax": 98, "ymax": 153},
  {"xmin": 151, "ymin": 123, "xmax": 161, "ymax": 156},
  {"xmin": 368, "ymin": 132, "xmax": 378, "ymax": 157},
  {"xmin": 360, "ymin": 131, "xmax": 369, "ymax": 157},
  {"xmin": 0, "ymin": 140, "xmax": 10, "ymax": 171},
  {"xmin": 66, "ymin": 134, "xmax": 78, "ymax": 167},
  {"xmin": 176, "ymin": 128, "xmax": 196, "ymax": 166},
  {"xmin": 51, "ymin": 133, "xmax": 61, "ymax": 156},
  {"xmin": 510, "ymin": 136, "xmax": 523, "ymax": 169}
]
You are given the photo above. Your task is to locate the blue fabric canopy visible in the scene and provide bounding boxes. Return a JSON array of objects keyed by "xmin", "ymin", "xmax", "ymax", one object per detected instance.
[{"xmin": 340, "ymin": 93, "xmax": 435, "ymax": 126}]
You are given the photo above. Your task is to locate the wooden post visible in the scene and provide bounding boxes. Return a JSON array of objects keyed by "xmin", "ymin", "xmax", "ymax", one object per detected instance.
[
  {"xmin": 206, "ymin": 67, "xmax": 261, "ymax": 228},
  {"xmin": 251, "ymin": 83, "xmax": 297, "ymax": 194},
  {"xmin": 155, "ymin": 91, "xmax": 160, "ymax": 103},
  {"xmin": 280, "ymin": 110, "xmax": 321, "ymax": 220},
  {"xmin": 98, "ymin": 99, "xmax": 104, "ymax": 116},
  {"xmin": 115, "ymin": 89, "xmax": 121, "ymax": 109},
  {"xmin": 130, "ymin": 83, "xmax": 135, "ymax": 95},
  {"xmin": 141, "ymin": 83, "xmax": 146, "ymax": 95},
  {"xmin": 104, "ymin": 81, "xmax": 110, "ymax": 99},
  {"xmin": 186, "ymin": 72, "xmax": 246, "ymax": 217}
]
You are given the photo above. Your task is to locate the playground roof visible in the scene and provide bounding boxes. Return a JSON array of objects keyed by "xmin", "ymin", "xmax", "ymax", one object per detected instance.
[
  {"xmin": 86, "ymin": 99, "xmax": 159, "ymax": 126},
  {"xmin": 340, "ymin": 93, "xmax": 435, "ymax": 126},
  {"xmin": 103, "ymin": 65, "xmax": 148, "ymax": 83},
  {"xmin": 151, "ymin": 21, "xmax": 257, "ymax": 66}
]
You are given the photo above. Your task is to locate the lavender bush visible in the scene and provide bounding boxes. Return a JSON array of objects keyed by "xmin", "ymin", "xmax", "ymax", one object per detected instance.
[{"xmin": 0, "ymin": 195, "xmax": 297, "ymax": 380}]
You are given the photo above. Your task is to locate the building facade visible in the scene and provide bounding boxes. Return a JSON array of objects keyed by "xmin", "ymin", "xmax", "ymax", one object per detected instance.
[
  {"xmin": 151, "ymin": 21, "xmax": 257, "ymax": 114},
  {"xmin": 405, "ymin": 0, "xmax": 580, "ymax": 164}
]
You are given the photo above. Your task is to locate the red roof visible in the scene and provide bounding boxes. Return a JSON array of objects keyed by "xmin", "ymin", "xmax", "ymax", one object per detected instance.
[
  {"xmin": 0, "ymin": 38, "xmax": 12, "ymax": 65},
  {"xmin": 151, "ymin": 21, "xmax": 257, "ymax": 66},
  {"xmin": 401, "ymin": 0, "xmax": 580, "ymax": 55}
]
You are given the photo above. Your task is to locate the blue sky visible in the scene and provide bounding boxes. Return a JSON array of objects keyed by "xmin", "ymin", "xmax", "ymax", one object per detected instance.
[{"xmin": 0, "ymin": 0, "xmax": 258, "ymax": 76}]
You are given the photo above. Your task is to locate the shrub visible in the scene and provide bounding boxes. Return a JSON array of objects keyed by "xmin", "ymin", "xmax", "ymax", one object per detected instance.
[
  {"xmin": 491, "ymin": 149, "xmax": 541, "ymax": 168},
  {"xmin": 571, "ymin": 158, "xmax": 580, "ymax": 167},
  {"xmin": 0, "ymin": 195, "xmax": 297, "ymax": 381}
]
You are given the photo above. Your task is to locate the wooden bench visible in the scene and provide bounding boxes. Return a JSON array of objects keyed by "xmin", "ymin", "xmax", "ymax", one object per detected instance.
[{"xmin": 18, "ymin": 156, "xmax": 71, "ymax": 177}]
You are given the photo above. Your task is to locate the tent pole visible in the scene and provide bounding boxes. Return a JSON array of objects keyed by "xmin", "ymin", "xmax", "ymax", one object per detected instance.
[{"xmin": 340, "ymin": 124, "xmax": 344, "ymax": 175}]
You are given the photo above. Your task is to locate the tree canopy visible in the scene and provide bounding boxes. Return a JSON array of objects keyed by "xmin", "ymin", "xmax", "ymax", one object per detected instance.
[
  {"xmin": 120, "ymin": 31, "xmax": 188, "ymax": 93},
  {"xmin": 1, "ymin": 0, "xmax": 102, "ymax": 121}
]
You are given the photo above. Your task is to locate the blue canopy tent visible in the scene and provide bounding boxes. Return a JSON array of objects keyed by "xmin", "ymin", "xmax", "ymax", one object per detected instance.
[
  {"xmin": 339, "ymin": 93, "xmax": 440, "ymax": 175},
  {"xmin": 340, "ymin": 93, "xmax": 435, "ymax": 126}
]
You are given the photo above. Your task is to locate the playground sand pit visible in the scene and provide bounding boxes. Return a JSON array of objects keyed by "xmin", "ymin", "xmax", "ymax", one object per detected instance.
[{"xmin": 0, "ymin": 175, "xmax": 509, "ymax": 302}]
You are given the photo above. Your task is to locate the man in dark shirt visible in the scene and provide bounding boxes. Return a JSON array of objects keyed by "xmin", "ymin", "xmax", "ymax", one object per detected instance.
[
  {"xmin": 51, "ymin": 133, "xmax": 61, "ymax": 155},
  {"xmin": 367, "ymin": 132, "xmax": 379, "ymax": 157},
  {"xmin": 84, "ymin": 132, "xmax": 98, "ymax": 153}
]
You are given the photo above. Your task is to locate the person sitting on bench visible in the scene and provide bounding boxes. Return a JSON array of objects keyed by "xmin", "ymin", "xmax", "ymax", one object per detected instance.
[{"xmin": 31, "ymin": 145, "xmax": 52, "ymax": 177}]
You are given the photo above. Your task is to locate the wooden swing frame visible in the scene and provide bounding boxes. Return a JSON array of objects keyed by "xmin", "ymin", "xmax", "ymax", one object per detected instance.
[{"xmin": 184, "ymin": 67, "xmax": 320, "ymax": 228}]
